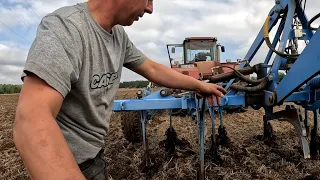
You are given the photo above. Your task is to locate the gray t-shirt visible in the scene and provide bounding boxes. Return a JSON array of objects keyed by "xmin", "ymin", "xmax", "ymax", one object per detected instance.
[{"xmin": 21, "ymin": 2, "xmax": 146, "ymax": 164}]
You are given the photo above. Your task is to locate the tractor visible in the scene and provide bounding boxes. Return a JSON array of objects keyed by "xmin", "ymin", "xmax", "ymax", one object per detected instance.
[
  {"xmin": 165, "ymin": 37, "xmax": 248, "ymax": 115},
  {"xmin": 168, "ymin": 37, "xmax": 228, "ymax": 81}
]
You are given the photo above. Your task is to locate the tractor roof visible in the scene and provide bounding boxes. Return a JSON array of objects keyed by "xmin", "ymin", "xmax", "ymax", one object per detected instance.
[{"xmin": 184, "ymin": 37, "xmax": 217, "ymax": 41}]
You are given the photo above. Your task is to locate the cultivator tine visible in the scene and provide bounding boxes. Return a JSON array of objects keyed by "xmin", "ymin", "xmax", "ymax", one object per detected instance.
[
  {"xmin": 310, "ymin": 109, "xmax": 320, "ymax": 159},
  {"xmin": 219, "ymin": 106, "xmax": 223, "ymax": 128},
  {"xmin": 305, "ymin": 108, "xmax": 309, "ymax": 136},
  {"xmin": 313, "ymin": 109, "xmax": 318, "ymax": 134},
  {"xmin": 162, "ymin": 109, "xmax": 176, "ymax": 155},
  {"xmin": 260, "ymin": 107, "xmax": 275, "ymax": 144},
  {"xmin": 206, "ymin": 97, "xmax": 222, "ymax": 164},
  {"xmin": 169, "ymin": 109, "xmax": 173, "ymax": 132},
  {"xmin": 195, "ymin": 95, "xmax": 206, "ymax": 180},
  {"xmin": 208, "ymin": 106, "xmax": 216, "ymax": 145},
  {"xmin": 195, "ymin": 96, "xmax": 201, "ymax": 144},
  {"xmin": 207, "ymin": 102, "xmax": 222, "ymax": 163},
  {"xmin": 217, "ymin": 106, "xmax": 229, "ymax": 146},
  {"xmin": 140, "ymin": 110, "xmax": 150, "ymax": 170},
  {"xmin": 264, "ymin": 105, "xmax": 310, "ymax": 159},
  {"xmin": 160, "ymin": 107, "xmax": 196, "ymax": 157},
  {"xmin": 289, "ymin": 108, "xmax": 310, "ymax": 159}
]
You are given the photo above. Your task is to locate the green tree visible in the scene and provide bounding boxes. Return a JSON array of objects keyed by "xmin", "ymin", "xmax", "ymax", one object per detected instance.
[
  {"xmin": 278, "ymin": 72, "xmax": 286, "ymax": 81},
  {"xmin": 119, "ymin": 80, "xmax": 149, "ymax": 88},
  {"xmin": 0, "ymin": 84, "xmax": 22, "ymax": 94}
]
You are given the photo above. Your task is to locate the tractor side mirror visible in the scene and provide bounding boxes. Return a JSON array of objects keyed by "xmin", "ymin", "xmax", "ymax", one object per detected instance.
[
  {"xmin": 221, "ymin": 46, "xmax": 225, "ymax": 52},
  {"xmin": 171, "ymin": 47, "xmax": 176, "ymax": 53}
]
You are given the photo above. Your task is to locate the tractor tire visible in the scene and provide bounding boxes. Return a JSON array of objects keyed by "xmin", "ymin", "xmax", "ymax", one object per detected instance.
[{"xmin": 121, "ymin": 111, "xmax": 142, "ymax": 143}]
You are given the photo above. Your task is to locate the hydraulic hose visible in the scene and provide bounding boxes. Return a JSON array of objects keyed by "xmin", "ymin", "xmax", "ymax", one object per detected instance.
[
  {"xmin": 208, "ymin": 64, "xmax": 261, "ymax": 83},
  {"xmin": 218, "ymin": 65, "xmax": 264, "ymax": 85},
  {"xmin": 308, "ymin": 13, "xmax": 320, "ymax": 31},
  {"xmin": 230, "ymin": 77, "xmax": 268, "ymax": 92},
  {"xmin": 264, "ymin": 16, "xmax": 299, "ymax": 59}
]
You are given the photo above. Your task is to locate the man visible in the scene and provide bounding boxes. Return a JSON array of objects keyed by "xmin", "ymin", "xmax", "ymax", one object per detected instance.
[{"xmin": 13, "ymin": 0, "xmax": 226, "ymax": 179}]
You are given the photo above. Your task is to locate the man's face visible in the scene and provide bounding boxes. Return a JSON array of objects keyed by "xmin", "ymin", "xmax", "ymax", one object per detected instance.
[{"xmin": 119, "ymin": 0, "xmax": 153, "ymax": 26}]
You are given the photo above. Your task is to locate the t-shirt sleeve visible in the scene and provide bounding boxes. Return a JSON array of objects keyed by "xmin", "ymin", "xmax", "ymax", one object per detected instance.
[
  {"xmin": 21, "ymin": 15, "xmax": 83, "ymax": 98},
  {"xmin": 122, "ymin": 28, "xmax": 147, "ymax": 69}
]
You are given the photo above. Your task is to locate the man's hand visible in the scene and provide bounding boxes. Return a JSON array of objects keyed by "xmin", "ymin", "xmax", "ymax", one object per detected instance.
[
  {"xmin": 195, "ymin": 81, "xmax": 227, "ymax": 105},
  {"xmin": 129, "ymin": 58, "xmax": 227, "ymax": 105}
]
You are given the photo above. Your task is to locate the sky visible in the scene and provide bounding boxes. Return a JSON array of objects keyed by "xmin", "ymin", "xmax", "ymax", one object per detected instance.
[{"xmin": 0, "ymin": 0, "xmax": 319, "ymax": 84}]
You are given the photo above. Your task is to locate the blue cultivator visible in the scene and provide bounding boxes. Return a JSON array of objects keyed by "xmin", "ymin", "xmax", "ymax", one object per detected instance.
[{"xmin": 113, "ymin": 0, "xmax": 320, "ymax": 179}]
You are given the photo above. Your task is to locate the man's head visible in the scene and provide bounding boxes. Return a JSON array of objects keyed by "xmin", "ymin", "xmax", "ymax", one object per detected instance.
[
  {"xmin": 87, "ymin": 0, "xmax": 154, "ymax": 31},
  {"xmin": 116, "ymin": 0, "xmax": 153, "ymax": 26}
]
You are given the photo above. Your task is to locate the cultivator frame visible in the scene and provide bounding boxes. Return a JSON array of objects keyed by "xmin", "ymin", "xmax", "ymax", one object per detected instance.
[{"xmin": 113, "ymin": 0, "xmax": 320, "ymax": 179}]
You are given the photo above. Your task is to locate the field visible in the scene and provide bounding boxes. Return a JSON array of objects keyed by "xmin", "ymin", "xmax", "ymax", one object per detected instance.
[{"xmin": 1, "ymin": 89, "xmax": 320, "ymax": 180}]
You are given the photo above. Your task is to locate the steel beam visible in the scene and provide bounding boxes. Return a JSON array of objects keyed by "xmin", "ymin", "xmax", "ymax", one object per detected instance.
[{"xmin": 275, "ymin": 29, "xmax": 320, "ymax": 103}]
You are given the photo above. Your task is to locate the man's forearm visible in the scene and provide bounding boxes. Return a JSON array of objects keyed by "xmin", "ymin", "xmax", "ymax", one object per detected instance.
[
  {"xmin": 141, "ymin": 61, "xmax": 204, "ymax": 92},
  {"xmin": 13, "ymin": 112, "xmax": 85, "ymax": 180}
]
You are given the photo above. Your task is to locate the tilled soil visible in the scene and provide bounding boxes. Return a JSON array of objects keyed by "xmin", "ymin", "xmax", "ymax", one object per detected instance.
[
  {"xmin": 1, "ymin": 90, "xmax": 320, "ymax": 180},
  {"xmin": 0, "ymin": 94, "xmax": 29, "ymax": 180}
]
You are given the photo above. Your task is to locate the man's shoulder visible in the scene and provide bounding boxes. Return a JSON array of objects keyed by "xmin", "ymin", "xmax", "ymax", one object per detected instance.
[
  {"xmin": 38, "ymin": 3, "xmax": 89, "ymax": 38},
  {"xmin": 49, "ymin": 3, "xmax": 86, "ymax": 19},
  {"xmin": 41, "ymin": 2, "xmax": 87, "ymax": 29}
]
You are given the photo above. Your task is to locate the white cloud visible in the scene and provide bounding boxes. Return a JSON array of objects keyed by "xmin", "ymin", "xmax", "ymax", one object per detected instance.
[
  {"xmin": 0, "ymin": 42, "xmax": 28, "ymax": 66},
  {"xmin": 0, "ymin": 0, "xmax": 319, "ymax": 84},
  {"xmin": 0, "ymin": 65, "xmax": 24, "ymax": 84}
]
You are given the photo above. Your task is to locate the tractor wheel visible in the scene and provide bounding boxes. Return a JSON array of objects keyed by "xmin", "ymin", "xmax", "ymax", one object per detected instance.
[{"xmin": 121, "ymin": 111, "xmax": 142, "ymax": 143}]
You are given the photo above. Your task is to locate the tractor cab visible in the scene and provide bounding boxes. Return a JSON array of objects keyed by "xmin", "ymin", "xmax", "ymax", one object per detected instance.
[
  {"xmin": 183, "ymin": 37, "xmax": 221, "ymax": 64},
  {"xmin": 167, "ymin": 37, "xmax": 226, "ymax": 80}
]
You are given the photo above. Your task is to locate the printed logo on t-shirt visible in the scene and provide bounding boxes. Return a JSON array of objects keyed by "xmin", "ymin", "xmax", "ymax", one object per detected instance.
[{"xmin": 90, "ymin": 72, "xmax": 118, "ymax": 89}]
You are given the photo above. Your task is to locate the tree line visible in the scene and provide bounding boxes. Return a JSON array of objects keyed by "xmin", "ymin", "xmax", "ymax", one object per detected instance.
[
  {"xmin": 0, "ymin": 84, "xmax": 22, "ymax": 94},
  {"xmin": 119, "ymin": 80, "xmax": 155, "ymax": 88}
]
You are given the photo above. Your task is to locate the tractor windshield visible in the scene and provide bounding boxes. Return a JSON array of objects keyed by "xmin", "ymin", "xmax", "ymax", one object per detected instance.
[{"xmin": 184, "ymin": 40, "xmax": 216, "ymax": 64}]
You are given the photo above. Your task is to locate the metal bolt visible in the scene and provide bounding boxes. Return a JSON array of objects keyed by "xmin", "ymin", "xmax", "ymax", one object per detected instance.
[
  {"xmin": 275, "ymin": 8, "xmax": 280, "ymax": 13},
  {"xmin": 275, "ymin": 0, "xmax": 280, "ymax": 4},
  {"xmin": 269, "ymin": 96, "xmax": 274, "ymax": 103},
  {"xmin": 268, "ymin": 75, "xmax": 274, "ymax": 81}
]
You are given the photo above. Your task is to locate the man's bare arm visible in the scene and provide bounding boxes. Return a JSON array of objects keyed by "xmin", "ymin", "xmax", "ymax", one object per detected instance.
[
  {"xmin": 13, "ymin": 74, "xmax": 86, "ymax": 180},
  {"xmin": 129, "ymin": 58, "xmax": 226, "ymax": 97}
]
